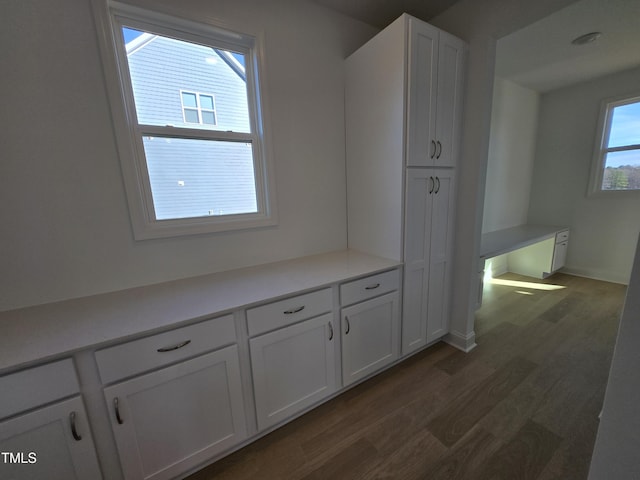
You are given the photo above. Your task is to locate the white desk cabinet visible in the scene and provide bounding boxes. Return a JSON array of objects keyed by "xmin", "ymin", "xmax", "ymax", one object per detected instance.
[{"xmin": 0, "ymin": 360, "xmax": 102, "ymax": 480}]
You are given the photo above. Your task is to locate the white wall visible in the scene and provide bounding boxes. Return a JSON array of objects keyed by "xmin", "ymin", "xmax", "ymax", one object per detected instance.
[
  {"xmin": 0, "ymin": 0, "xmax": 377, "ymax": 311},
  {"xmin": 528, "ymin": 66, "xmax": 640, "ymax": 284},
  {"xmin": 483, "ymin": 77, "xmax": 540, "ymax": 233}
]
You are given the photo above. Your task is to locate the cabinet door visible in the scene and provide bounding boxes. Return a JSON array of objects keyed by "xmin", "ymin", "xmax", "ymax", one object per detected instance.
[
  {"xmin": 434, "ymin": 31, "xmax": 465, "ymax": 167},
  {"xmin": 105, "ymin": 346, "xmax": 247, "ymax": 480},
  {"xmin": 402, "ymin": 169, "xmax": 455, "ymax": 354},
  {"xmin": 426, "ymin": 169, "xmax": 456, "ymax": 342},
  {"xmin": 552, "ymin": 240, "xmax": 569, "ymax": 272},
  {"xmin": 403, "ymin": 169, "xmax": 434, "ymax": 353},
  {"xmin": 250, "ymin": 313, "xmax": 336, "ymax": 431},
  {"xmin": 342, "ymin": 292, "xmax": 400, "ymax": 386},
  {"xmin": 0, "ymin": 397, "xmax": 102, "ymax": 480},
  {"xmin": 406, "ymin": 19, "xmax": 438, "ymax": 167}
]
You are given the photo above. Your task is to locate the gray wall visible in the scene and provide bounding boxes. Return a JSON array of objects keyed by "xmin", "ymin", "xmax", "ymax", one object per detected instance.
[
  {"xmin": 528, "ymin": 66, "xmax": 640, "ymax": 284},
  {"xmin": 0, "ymin": 0, "xmax": 377, "ymax": 311}
]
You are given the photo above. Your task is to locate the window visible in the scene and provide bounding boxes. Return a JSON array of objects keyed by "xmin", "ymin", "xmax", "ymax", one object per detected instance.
[
  {"xmin": 96, "ymin": 1, "xmax": 276, "ymax": 238},
  {"xmin": 181, "ymin": 91, "xmax": 217, "ymax": 126},
  {"xmin": 590, "ymin": 94, "xmax": 640, "ymax": 194}
]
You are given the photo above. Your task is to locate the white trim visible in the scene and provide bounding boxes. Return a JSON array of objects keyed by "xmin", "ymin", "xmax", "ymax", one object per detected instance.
[
  {"xmin": 588, "ymin": 92, "xmax": 640, "ymax": 197},
  {"xmin": 443, "ymin": 330, "xmax": 477, "ymax": 352},
  {"xmin": 91, "ymin": 0, "xmax": 278, "ymax": 239}
]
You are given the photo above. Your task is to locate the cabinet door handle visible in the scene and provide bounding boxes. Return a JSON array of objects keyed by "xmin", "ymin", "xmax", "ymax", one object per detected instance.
[
  {"xmin": 436, "ymin": 141, "xmax": 442, "ymax": 159},
  {"xmin": 328, "ymin": 321, "xmax": 334, "ymax": 341},
  {"xmin": 430, "ymin": 140, "xmax": 436, "ymax": 159},
  {"xmin": 284, "ymin": 305, "xmax": 305, "ymax": 315},
  {"xmin": 69, "ymin": 411, "xmax": 82, "ymax": 441},
  {"xmin": 429, "ymin": 176, "xmax": 434, "ymax": 194},
  {"xmin": 157, "ymin": 339, "xmax": 191, "ymax": 353},
  {"xmin": 344, "ymin": 316, "xmax": 350, "ymax": 335},
  {"xmin": 435, "ymin": 176, "xmax": 441, "ymax": 194},
  {"xmin": 114, "ymin": 397, "xmax": 124, "ymax": 425},
  {"xmin": 365, "ymin": 283, "xmax": 380, "ymax": 290}
]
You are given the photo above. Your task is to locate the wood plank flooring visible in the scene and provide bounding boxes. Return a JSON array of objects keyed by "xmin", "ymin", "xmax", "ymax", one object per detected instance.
[{"xmin": 186, "ymin": 273, "xmax": 626, "ymax": 480}]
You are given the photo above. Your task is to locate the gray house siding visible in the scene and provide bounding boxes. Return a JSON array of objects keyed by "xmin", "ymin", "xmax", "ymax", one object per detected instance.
[{"xmin": 127, "ymin": 34, "xmax": 257, "ymax": 220}]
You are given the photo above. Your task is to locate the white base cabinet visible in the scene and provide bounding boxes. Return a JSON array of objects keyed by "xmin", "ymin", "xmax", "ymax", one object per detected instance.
[
  {"xmin": 0, "ymin": 397, "xmax": 102, "ymax": 480},
  {"xmin": 104, "ymin": 347, "xmax": 247, "ymax": 480},
  {"xmin": 341, "ymin": 292, "xmax": 400, "ymax": 386},
  {"xmin": 250, "ymin": 312, "xmax": 336, "ymax": 430}
]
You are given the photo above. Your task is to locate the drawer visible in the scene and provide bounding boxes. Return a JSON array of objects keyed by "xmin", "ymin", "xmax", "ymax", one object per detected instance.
[
  {"xmin": 555, "ymin": 230, "xmax": 570, "ymax": 243},
  {"xmin": 0, "ymin": 359, "xmax": 79, "ymax": 419},
  {"xmin": 247, "ymin": 288, "xmax": 333, "ymax": 337},
  {"xmin": 96, "ymin": 315, "xmax": 236, "ymax": 384},
  {"xmin": 340, "ymin": 269, "xmax": 400, "ymax": 307}
]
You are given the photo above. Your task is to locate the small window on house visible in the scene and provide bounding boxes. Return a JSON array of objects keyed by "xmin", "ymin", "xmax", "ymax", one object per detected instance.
[
  {"xmin": 98, "ymin": 3, "xmax": 276, "ymax": 239},
  {"xmin": 181, "ymin": 91, "xmax": 217, "ymax": 125},
  {"xmin": 590, "ymin": 95, "xmax": 640, "ymax": 194}
]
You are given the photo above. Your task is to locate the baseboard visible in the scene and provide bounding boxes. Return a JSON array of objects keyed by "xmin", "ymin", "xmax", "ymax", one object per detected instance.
[
  {"xmin": 559, "ymin": 267, "xmax": 629, "ymax": 286},
  {"xmin": 443, "ymin": 330, "xmax": 477, "ymax": 352}
]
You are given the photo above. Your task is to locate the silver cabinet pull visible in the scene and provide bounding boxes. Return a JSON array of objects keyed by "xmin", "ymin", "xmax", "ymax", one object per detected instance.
[
  {"xmin": 284, "ymin": 306, "xmax": 305, "ymax": 315},
  {"xmin": 345, "ymin": 316, "xmax": 350, "ymax": 335},
  {"xmin": 114, "ymin": 397, "xmax": 124, "ymax": 425},
  {"xmin": 157, "ymin": 339, "xmax": 191, "ymax": 353},
  {"xmin": 436, "ymin": 141, "xmax": 442, "ymax": 159},
  {"xmin": 328, "ymin": 321, "xmax": 334, "ymax": 341},
  {"xmin": 69, "ymin": 411, "xmax": 82, "ymax": 441},
  {"xmin": 430, "ymin": 140, "xmax": 436, "ymax": 159},
  {"xmin": 435, "ymin": 176, "xmax": 441, "ymax": 194},
  {"xmin": 365, "ymin": 283, "xmax": 380, "ymax": 290},
  {"xmin": 429, "ymin": 176, "xmax": 434, "ymax": 194}
]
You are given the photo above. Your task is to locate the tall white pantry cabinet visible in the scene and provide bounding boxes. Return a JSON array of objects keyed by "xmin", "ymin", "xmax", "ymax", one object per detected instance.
[{"xmin": 345, "ymin": 14, "xmax": 466, "ymax": 355}]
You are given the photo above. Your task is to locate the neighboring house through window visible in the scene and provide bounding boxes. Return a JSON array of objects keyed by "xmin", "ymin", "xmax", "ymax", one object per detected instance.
[
  {"xmin": 94, "ymin": 1, "xmax": 277, "ymax": 238},
  {"xmin": 590, "ymin": 94, "xmax": 640, "ymax": 194}
]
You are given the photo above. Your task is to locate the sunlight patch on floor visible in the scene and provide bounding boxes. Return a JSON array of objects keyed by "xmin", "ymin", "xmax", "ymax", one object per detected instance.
[{"xmin": 489, "ymin": 278, "xmax": 567, "ymax": 291}]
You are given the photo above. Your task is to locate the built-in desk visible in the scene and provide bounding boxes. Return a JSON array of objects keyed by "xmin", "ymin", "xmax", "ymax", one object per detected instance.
[
  {"xmin": 480, "ymin": 224, "xmax": 568, "ymax": 261},
  {"xmin": 477, "ymin": 225, "xmax": 570, "ymax": 307}
]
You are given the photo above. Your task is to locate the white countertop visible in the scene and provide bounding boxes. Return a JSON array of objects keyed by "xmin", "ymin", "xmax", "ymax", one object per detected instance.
[
  {"xmin": 0, "ymin": 249, "xmax": 400, "ymax": 373},
  {"xmin": 480, "ymin": 224, "xmax": 568, "ymax": 260}
]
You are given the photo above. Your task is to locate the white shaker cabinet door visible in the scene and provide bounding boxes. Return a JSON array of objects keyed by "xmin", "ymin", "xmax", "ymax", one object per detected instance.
[
  {"xmin": 250, "ymin": 313, "xmax": 337, "ymax": 431},
  {"xmin": 0, "ymin": 397, "xmax": 102, "ymax": 480},
  {"xmin": 104, "ymin": 346, "xmax": 247, "ymax": 480},
  {"xmin": 341, "ymin": 292, "xmax": 400, "ymax": 386}
]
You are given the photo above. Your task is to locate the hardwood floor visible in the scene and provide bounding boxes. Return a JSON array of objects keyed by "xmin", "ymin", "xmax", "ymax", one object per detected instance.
[{"xmin": 186, "ymin": 273, "xmax": 626, "ymax": 480}]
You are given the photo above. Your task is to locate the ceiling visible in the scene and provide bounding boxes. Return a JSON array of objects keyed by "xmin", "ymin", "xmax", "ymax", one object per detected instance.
[
  {"xmin": 495, "ymin": 0, "xmax": 640, "ymax": 92},
  {"xmin": 310, "ymin": 0, "xmax": 461, "ymax": 29},
  {"xmin": 312, "ymin": 0, "xmax": 640, "ymax": 93}
]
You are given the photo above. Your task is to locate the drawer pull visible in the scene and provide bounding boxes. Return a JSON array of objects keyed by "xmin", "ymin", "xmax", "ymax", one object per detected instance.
[
  {"xmin": 345, "ymin": 316, "xmax": 350, "ymax": 335},
  {"xmin": 365, "ymin": 283, "xmax": 380, "ymax": 290},
  {"xmin": 114, "ymin": 397, "xmax": 124, "ymax": 425},
  {"xmin": 69, "ymin": 411, "xmax": 82, "ymax": 441},
  {"xmin": 328, "ymin": 321, "xmax": 334, "ymax": 341},
  {"xmin": 157, "ymin": 340, "xmax": 191, "ymax": 353},
  {"xmin": 283, "ymin": 306, "xmax": 305, "ymax": 315}
]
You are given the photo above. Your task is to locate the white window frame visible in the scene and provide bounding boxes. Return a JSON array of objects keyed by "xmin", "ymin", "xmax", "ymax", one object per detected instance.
[
  {"xmin": 92, "ymin": 0, "xmax": 277, "ymax": 239},
  {"xmin": 180, "ymin": 90, "xmax": 217, "ymax": 126},
  {"xmin": 589, "ymin": 93, "xmax": 640, "ymax": 196}
]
